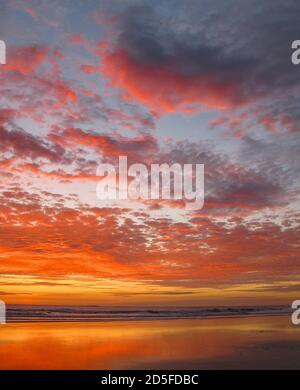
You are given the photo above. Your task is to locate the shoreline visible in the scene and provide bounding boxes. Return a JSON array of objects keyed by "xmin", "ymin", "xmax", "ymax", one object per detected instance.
[{"xmin": 6, "ymin": 311, "xmax": 291, "ymax": 323}]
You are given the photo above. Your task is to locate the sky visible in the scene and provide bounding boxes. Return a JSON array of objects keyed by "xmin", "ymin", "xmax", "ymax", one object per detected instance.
[{"xmin": 0, "ymin": 0, "xmax": 300, "ymax": 306}]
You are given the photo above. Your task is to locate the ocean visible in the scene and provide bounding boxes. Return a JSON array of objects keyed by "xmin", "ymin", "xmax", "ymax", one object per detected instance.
[{"xmin": 6, "ymin": 304, "xmax": 291, "ymax": 322}]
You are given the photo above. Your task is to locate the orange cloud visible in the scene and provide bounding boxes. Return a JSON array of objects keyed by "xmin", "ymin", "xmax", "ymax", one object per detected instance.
[
  {"xmin": 3, "ymin": 46, "xmax": 48, "ymax": 75},
  {"xmin": 99, "ymin": 46, "xmax": 246, "ymax": 114}
]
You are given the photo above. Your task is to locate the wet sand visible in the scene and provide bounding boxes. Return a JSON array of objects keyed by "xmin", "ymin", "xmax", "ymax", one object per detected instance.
[{"xmin": 0, "ymin": 315, "xmax": 300, "ymax": 369}]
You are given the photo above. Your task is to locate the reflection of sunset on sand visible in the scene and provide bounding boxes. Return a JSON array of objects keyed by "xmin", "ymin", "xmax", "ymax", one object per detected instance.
[{"xmin": 1, "ymin": 315, "xmax": 300, "ymax": 370}]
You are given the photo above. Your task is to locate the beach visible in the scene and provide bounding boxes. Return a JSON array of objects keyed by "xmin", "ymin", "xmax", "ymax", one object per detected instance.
[{"xmin": 1, "ymin": 314, "xmax": 300, "ymax": 370}]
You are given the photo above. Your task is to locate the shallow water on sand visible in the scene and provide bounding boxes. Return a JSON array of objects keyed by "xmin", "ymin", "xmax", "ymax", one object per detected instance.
[{"xmin": 1, "ymin": 315, "xmax": 300, "ymax": 369}]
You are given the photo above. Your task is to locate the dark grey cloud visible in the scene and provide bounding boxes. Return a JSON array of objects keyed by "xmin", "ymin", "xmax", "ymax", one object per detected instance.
[
  {"xmin": 104, "ymin": 0, "xmax": 300, "ymax": 115},
  {"xmin": 157, "ymin": 139, "xmax": 292, "ymax": 212},
  {"xmin": 0, "ymin": 109, "xmax": 67, "ymax": 163}
]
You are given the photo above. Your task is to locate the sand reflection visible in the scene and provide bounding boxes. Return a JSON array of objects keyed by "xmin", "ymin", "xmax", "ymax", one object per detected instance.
[{"xmin": 1, "ymin": 315, "xmax": 300, "ymax": 369}]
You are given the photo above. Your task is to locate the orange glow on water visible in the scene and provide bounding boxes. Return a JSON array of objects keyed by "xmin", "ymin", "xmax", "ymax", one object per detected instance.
[{"xmin": 1, "ymin": 316, "xmax": 300, "ymax": 370}]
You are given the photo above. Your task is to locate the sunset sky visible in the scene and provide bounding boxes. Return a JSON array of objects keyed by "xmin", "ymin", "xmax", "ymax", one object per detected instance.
[{"xmin": 0, "ymin": 0, "xmax": 300, "ymax": 306}]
